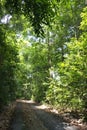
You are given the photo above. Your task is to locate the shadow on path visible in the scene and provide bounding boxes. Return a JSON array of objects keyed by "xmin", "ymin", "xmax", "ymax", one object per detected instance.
[
  {"xmin": 8, "ymin": 102, "xmax": 28, "ymax": 130},
  {"xmin": 8, "ymin": 100, "xmax": 79, "ymax": 130},
  {"xmin": 27, "ymin": 101, "xmax": 68, "ymax": 130}
]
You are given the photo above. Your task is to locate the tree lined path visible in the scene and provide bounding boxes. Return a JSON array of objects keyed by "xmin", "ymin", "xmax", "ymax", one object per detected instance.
[{"xmin": 0, "ymin": 1, "xmax": 87, "ymax": 130}]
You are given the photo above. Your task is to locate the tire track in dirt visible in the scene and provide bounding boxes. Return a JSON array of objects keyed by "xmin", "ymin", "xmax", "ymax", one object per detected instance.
[
  {"xmin": 8, "ymin": 100, "xmax": 84, "ymax": 130},
  {"xmin": 9, "ymin": 102, "xmax": 28, "ymax": 130}
]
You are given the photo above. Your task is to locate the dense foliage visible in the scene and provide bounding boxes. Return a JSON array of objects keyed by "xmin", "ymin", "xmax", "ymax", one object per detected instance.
[
  {"xmin": 0, "ymin": 0, "xmax": 56, "ymax": 107},
  {"xmin": 5, "ymin": 0, "xmax": 56, "ymax": 35},
  {"xmin": 0, "ymin": 26, "xmax": 19, "ymax": 106}
]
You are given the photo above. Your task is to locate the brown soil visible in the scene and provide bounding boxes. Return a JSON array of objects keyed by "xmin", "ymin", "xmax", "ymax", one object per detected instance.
[{"xmin": 0, "ymin": 100, "xmax": 87, "ymax": 130}]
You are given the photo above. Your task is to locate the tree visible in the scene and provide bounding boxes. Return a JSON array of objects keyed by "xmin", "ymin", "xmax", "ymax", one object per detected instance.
[
  {"xmin": 55, "ymin": 6, "xmax": 87, "ymax": 110},
  {"xmin": 0, "ymin": 25, "xmax": 19, "ymax": 106},
  {"xmin": 5, "ymin": 0, "xmax": 57, "ymax": 35}
]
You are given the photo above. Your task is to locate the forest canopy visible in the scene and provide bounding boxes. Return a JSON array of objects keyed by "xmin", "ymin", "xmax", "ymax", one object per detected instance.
[{"xmin": 3, "ymin": 0, "xmax": 57, "ymax": 34}]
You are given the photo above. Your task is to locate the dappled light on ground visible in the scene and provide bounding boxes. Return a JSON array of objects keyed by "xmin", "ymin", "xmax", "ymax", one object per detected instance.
[
  {"xmin": 16, "ymin": 100, "xmax": 87, "ymax": 130},
  {"xmin": 0, "ymin": 100, "xmax": 87, "ymax": 130}
]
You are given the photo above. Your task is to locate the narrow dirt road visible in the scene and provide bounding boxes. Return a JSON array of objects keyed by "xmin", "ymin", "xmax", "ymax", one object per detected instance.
[
  {"xmin": 8, "ymin": 102, "xmax": 28, "ymax": 130},
  {"xmin": 8, "ymin": 100, "xmax": 81, "ymax": 130}
]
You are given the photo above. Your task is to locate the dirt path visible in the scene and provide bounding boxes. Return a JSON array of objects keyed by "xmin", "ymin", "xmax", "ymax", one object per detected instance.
[
  {"xmin": 9, "ymin": 102, "xmax": 28, "ymax": 130},
  {"xmin": 31, "ymin": 104, "xmax": 68, "ymax": 130},
  {"xmin": 7, "ymin": 100, "xmax": 86, "ymax": 130},
  {"xmin": 27, "ymin": 101, "xmax": 79, "ymax": 130}
]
